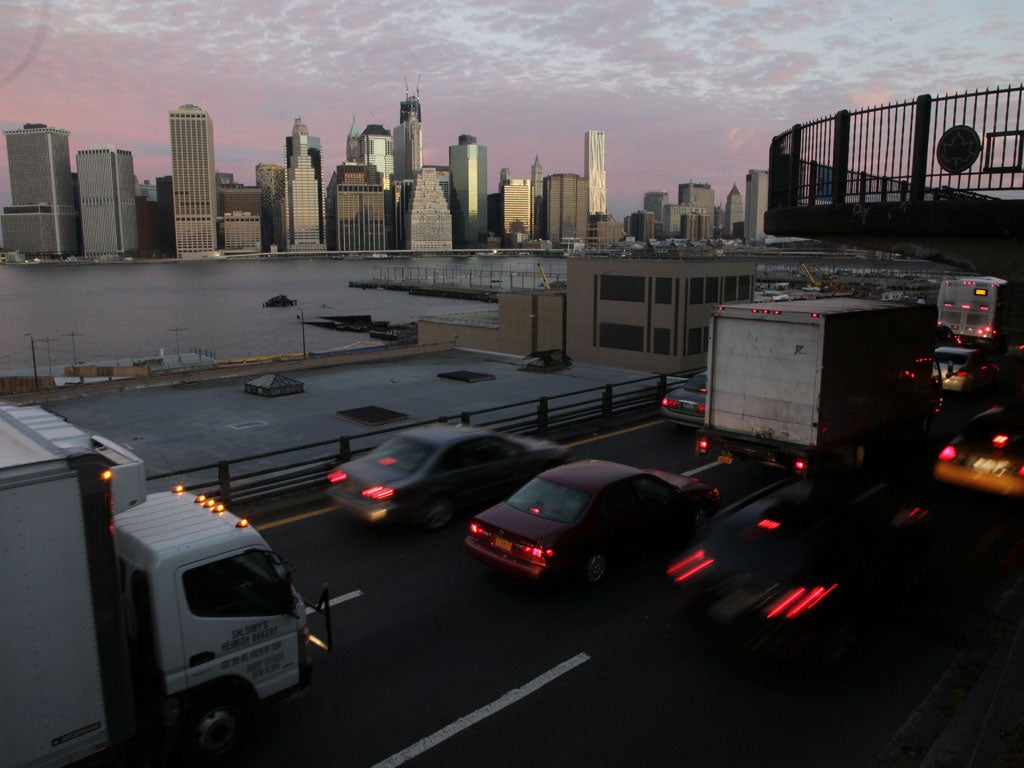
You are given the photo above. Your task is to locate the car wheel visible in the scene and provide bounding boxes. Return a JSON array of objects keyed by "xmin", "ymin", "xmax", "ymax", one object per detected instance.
[
  {"xmin": 581, "ymin": 552, "xmax": 607, "ymax": 585},
  {"xmin": 692, "ymin": 506, "xmax": 712, "ymax": 536},
  {"xmin": 420, "ymin": 497, "xmax": 454, "ymax": 530}
]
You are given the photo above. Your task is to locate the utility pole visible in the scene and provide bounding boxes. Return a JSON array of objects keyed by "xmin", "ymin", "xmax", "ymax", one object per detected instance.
[
  {"xmin": 23, "ymin": 332, "xmax": 39, "ymax": 391},
  {"xmin": 169, "ymin": 327, "xmax": 188, "ymax": 364},
  {"xmin": 39, "ymin": 337, "xmax": 59, "ymax": 378},
  {"xmin": 63, "ymin": 330, "xmax": 85, "ymax": 366},
  {"xmin": 296, "ymin": 309, "xmax": 307, "ymax": 358}
]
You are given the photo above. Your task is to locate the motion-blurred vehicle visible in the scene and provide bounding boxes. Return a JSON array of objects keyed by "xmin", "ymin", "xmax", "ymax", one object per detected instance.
[
  {"xmin": 934, "ymin": 346, "xmax": 999, "ymax": 393},
  {"xmin": 661, "ymin": 371, "xmax": 708, "ymax": 428},
  {"xmin": 466, "ymin": 460, "xmax": 721, "ymax": 585},
  {"xmin": 934, "ymin": 402, "xmax": 1024, "ymax": 497},
  {"xmin": 667, "ymin": 478, "xmax": 930, "ymax": 666},
  {"xmin": 325, "ymin": 424, "xmax": 570, "ymax": 529},
  {"xmin": 935, "ymin": 323, "xmax": 962, "ymax": 346}
]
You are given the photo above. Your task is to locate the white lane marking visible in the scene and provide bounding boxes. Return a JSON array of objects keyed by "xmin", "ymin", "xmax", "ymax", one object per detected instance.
[
  {"xmin": 683, "ymin": 461, "xmax": 723, "ymax": 476},
  {"xmin": 226, "ymin": 420, "xmax": 269, "ymax": 430},
  {"xmin": 370, "ymin": 652, "xmax": 591, "ymax": 768},
  {"xmin": 304, "ymin": 589, "xmax": 362, "ymax": 615}
]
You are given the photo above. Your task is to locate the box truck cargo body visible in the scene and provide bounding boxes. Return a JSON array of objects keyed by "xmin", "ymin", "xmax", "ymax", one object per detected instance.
[
  {"xmin": 0, "ymin": 405, "xmax": 314, "ymax": 768},
  {"xmin": 697, "ymin": 299, "xmax": 938, "ymax": 473}
]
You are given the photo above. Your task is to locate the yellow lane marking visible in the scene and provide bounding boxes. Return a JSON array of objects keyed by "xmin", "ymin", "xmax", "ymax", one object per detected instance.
[
  {"xmin": 566, "ymin": 419, "xmax": 662, "ymax": 447},
  {"xmin": 257, "ymin": 506, "xmax": 336, "ymax": 530}
]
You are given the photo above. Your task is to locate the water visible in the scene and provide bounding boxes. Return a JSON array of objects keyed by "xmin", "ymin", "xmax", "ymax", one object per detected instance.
[{"xmin": 1, "ymin": 255, "xmax": 567, "ymax": 372}]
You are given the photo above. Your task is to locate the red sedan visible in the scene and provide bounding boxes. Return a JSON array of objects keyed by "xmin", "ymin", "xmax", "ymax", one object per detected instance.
[{"xmin": 465, "ymin": 460, "xmax": 721, "ymax": 585}]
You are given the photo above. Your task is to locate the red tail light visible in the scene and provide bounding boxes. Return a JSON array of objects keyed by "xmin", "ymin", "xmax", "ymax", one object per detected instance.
[
  {"xmin": 993, "ymin": 434, "xmax": 1009, "ymax": 449},
  {"xmin": 697, "ymin": 438, "xmax": 709, "ymax": 454},
  {"xmin": 519, "ymin": 544, "xmax": 553, "ymax": 565},
  {"xmin": 938, "ymin": 445, "xmax": 956, "ymax": 461},
  {"xmin": 362, "ymin": 485, "xmax": 394, "ymax": 500},
  {"xmin": 469, "ymin": 522, "xmax": 487, "ymax": 537},
  {"xmin": 765, "ymin": 584, "xmax": 837, "ymax": 619},
  {"xmin": 794, "ymin": 459, "xmax": 807, "ymax": 473},
  {"xmin": 667, "ymin": 549, "xmax": 715, "ymax": 582},
  {"xmin": 697, "ymin": 404, "xmax": 706, "ymax": 414},
  {"xmin": 757, "ymin": 518, "xmax": 781, "ymax": 530},
  {"xmin": 662, "ymin": 397, "xmax": 678, "ymax": 408},
  {"xmin": 327, "ymin": 469, "xmax": 347, "ymax": 483}
]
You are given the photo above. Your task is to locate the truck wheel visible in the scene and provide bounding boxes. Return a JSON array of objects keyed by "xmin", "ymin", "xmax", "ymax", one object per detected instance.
[{"xmin": 179, "ymin": 689, "xmax": 251, "ymax": 763}]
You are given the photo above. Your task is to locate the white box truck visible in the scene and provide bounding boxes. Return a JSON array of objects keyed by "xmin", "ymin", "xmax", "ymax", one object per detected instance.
[
  {"xmin": 0, "ymin": 405, "xmax": 317, "ymax": 767},
  {"xmin": 696, "ymin": 298, "xmax": 939, "ymax": 474}
]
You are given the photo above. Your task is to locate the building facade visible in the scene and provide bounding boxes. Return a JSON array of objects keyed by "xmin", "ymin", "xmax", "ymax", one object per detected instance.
[
  {"xmin": 584, "ymin": 130, "xmax": 606, "ymax": 215},
  {"xmin": 359, "ymin": 125, "xmax": 394, "ymax": 190},
  {"xmin": 678, "ymin": 182, "xmax": 715, "ymax": 217},
  {"xmin": 76, "ymin": 146, "xmax": 138, "ymax": 259},
  {"xmin": 531, "ymin": 155, "xmax": 544, "ymax": 239},
  {"xmin": 1, "ymin": 123, "xmax": 79, "ymax": 258},
  {"xmin": 255, "ymin": 163, "xmax": 285, "ymax": 251},
  {"xmin": 644, "ymin": 191, "xmax": 669, "ymax": 225},
  {"xmin": 282, "ymin": 118, "xmax": 325, "ymax": 252},
  {"xmin": 724, "ymin": 183, "xmax": 743, "ymax": 239},
  {"xmin": 169, "ymin": 105, "xmax": 217, "ymax": 258},
  {"xmin": 394, "ymin": 89, "xmax": 423, "ymax": 184},
  {"xmin": 501, "ymin": 179, "xmax": 532, "ymax": 247},
  {"xmin": 449, "ymin": 134, "xmax": 487, "ymax": 248},
  {"xmin": 405, "ymin": 167, "xmax": 452, "ymax": 251},
  {"xmin": 327, "ymin": 163, "xmax": 386, "ymax": 252},
  {"xmin": 544, "ymin": 173, "xmax": 588, "ymax": 249},
  {"xmin": 745, "ymin": 169, "xmax": 769, "ymax": 243}
]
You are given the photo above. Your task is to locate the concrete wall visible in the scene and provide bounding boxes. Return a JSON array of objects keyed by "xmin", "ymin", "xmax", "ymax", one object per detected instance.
[{"xmin": 418, "ymin": 291, "xmax": 565, "ymax": 356}]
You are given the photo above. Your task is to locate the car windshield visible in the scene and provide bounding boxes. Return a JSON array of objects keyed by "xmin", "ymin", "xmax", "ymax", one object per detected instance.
[
  {"xmin": 505, "ymin": 477, "xmax": 592, "ymax": 524},
  {"xmin": 363, "ymin": 436, "xmax": 433, "ymax": 471},
  {"xmin": 935, "ymin": 350, "xmax": 969, "ymax": 365}
]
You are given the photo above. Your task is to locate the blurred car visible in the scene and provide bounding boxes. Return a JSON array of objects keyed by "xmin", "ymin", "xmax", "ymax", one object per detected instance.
[
  {"xmin": 936, "ymin": 323, "xmax": 962, "ymax": 346},
  {"xmin": 934, "ymin": 402, "xmax": 1024, "ymax": 497},
  {"xmin": 667, "ymin": 477, "xmax": 930, "ymax": 666},
  {"xmin": 325, "ymin": 424, "xmax": 570, "ymax": 529},
  {"xmin": 465, "ymin": 460, "xmax": 721, "ymax": 585},
  {"xmin": 660, "ymin": 371, "xmax": 708, "ymax": 428},
  {"xmin": 934, "ymin": 346, "xmax": 999, "ymax": 393}
]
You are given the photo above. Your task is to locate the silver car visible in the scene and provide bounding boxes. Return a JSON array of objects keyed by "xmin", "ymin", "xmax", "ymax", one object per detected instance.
[{"xmin": 661, "ymin": 372, "xmax": 708, "ymax": 428}]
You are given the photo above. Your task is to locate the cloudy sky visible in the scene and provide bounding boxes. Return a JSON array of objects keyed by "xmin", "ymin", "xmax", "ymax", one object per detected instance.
[{"xmin": 1, "ymin": 0, "xmax": 1021, "ymax": 220}]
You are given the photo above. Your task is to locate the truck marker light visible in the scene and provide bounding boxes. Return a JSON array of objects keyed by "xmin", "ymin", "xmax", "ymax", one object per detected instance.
[
  {"xmin": 195, "ymin": 494, "xmax": 206, "ymax": 504},
  {"xmin": 308, "ymin": 633, "xmax": 329, "ymax": 651},
  {"xmin": 173, "ymin": 484, "xmax": 185, "ymax": 494},
  {"xmin": 205, "ymin": 498, "xmax": 217, "ymax": 509},
  {"xmin": 101, "ymin": 469, "xmax": 113, "ymax": 481},
  {"xmin": 214, "ymin": 503, "xmax": 226, "ymax": 513},
  {"xmin": 235, "ymin": 519, "xmax": 250, "ymax": 528},
  {"xmin": 327, "ymin": 469, "xmax": 347, "ymax": 483}
]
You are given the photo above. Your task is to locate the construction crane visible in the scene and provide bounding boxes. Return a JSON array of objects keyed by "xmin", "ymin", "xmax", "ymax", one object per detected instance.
[
  {"xmin": 537, "ymin": 263, "xmax": 551, "ymax": 290},
  {"xmin": 801, "ymin": 263, "xmax": 839, "ymax": 291}
]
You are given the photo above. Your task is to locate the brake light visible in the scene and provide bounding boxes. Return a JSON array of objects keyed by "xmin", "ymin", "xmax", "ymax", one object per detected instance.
[
  {"xmin": 697, "ymin": 437, "xmax": 709, "ymax": 454},
  {"xmin": 662, "ymin": 397, "xmax": 678, "ymax": 408},
  {"xmin": 362, "ymin": 485, "xmax": 394, "ymax": 500},
  {"xmin": 519, "ymin": 544, "xmax": 552, "ymax": 565},
  {"xmin": 765, "ymin": 584, "xmax": 837, "ymax": 619},
  {"xmin": 757, "ymin": 519, "xmax": 781, "ymax": 530},
  {"xmin": 794, "ymin": 459, "xmax": 807, "ymax": 473},
  {"xmin": 697, "ymin": 404, "xmax": 706, "ymax": 414},
  {"xmin": 667, "ymin": 549, "xmax": 715, "ymax": 582},
  {"xmin": 469, "ymin": 522, "xmax": 487, "ymax": 537},
  {"xmin": 938, "ymin": 445, "xmax": 957, "ymax": 461},
  {"xmin": 327, "ymin": 469, "xmax": 348, "ymax": 483},
  {"xmin": 993, "ymin": 435, "xmax": 1009, "ymax": 449}
]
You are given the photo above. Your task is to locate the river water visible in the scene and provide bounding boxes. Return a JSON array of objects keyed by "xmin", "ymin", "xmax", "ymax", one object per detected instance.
[{"xmin": 1, "ymin": 255, "xmax": 568, "ymax": 373}]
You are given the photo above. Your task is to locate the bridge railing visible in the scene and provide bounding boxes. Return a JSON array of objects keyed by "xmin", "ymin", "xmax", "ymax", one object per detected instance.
[
  {"xmin": 148, "ymin": 372, "xmax": 678, "ymax": 509},
  {"xmin": 769, "ymin": 84, "xmax": 1024, "ymax": 209}
]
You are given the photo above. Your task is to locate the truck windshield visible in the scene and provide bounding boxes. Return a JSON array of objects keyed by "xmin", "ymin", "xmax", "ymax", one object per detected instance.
[{"xmin": 183, "ymin": 550, "xmax": 293, "ymax": 617}]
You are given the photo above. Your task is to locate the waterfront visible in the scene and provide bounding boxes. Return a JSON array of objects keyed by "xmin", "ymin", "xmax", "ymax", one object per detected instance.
[{"xmin": 1, "ymin": 255, "xmax": 566, "ymax": 372}]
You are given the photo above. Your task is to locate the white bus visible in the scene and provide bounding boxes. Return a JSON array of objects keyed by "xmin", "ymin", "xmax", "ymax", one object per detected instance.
[{"xmin": 937, "ymin": 275, "xmax": 1009, "ymax": 352}]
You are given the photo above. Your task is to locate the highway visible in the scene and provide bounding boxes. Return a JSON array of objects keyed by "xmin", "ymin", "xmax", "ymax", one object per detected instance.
[{"xmin": 224, "ymin": 389, "xmax": 1024, "ymax": 768}]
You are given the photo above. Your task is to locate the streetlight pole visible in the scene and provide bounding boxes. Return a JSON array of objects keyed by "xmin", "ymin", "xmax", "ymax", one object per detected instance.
[
  {"xmin": 23, "ymin": 332, "xmax": 39, "ymax": 390},
  {"xmin": 296, "ymin": 309, "xmax": 307, "ymax": 358},
  {"xmin": 169, "ymin": 327, "xmax": 188, "ymax": 364},
  {"xmin": 63, "ymin": 330, "xmax": 85, "ymax": 366}
]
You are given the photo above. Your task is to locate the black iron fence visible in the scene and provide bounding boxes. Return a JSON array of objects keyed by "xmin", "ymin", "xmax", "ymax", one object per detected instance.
[
  {"xmin": 148, "ymin": 372, "xmax": 679, "ymax": 509},
  {"xmin": 769, "ymin": 84, "xmax": 1024, "ymax": 209}
]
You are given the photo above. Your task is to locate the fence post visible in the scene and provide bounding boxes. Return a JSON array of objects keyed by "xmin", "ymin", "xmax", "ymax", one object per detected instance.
[
  {"xmin": 832, "ymin": 109, "xmax": 850, "ymax": 205},
  {"xmin": 788, "ymin": 124, "xmax": 802, "ymax": 206},
  {"xmin": 537, "ymin": 397, "xmax": 548, "ymax": 433},
  {"xmin": 910, "ymin": 94, "xmax": 932, "ymax": 203},
  {"xmin": 461, "ymin": 411, "xmax": 471, "ymax": 425},
  {"xmin": 338, "ymin": 436, "xmax": 351, "ymax": 463},
  {"xmin": 218, "ymin": 460, "xmax": 232, "ymax": 506},
  {"xmin": 602, "ymin": 385, "xmax": 613, "ymax": 419},
  {"xmin": 657, "ymin": 374, "xmax": 667, "ymax": 399}
]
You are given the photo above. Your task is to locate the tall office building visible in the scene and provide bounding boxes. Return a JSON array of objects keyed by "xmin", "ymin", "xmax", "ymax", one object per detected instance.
[
  {"xmin": 448, "ymin": 134, "xmax": 487, "ymax": 248},
  {"xmin": 678, "ymin": 181, "xmax": 715, "ymax": 215},
  {"xmin": 745, "ymin": 169, "xmax": 769, "ymax": 243},
  {"xmin": 1, "ymin": 123, "xmax": 79, "ymax": 258},
  {"xmin": 169, "ymin": 105, "xmax": 217, "ymax": 258},
  {"xmin": 501, "ymin": 179, "xmax": 532, "ymax": 247},
  {"xmin": 359, "ymin": 125, "xmax": 394, "ymax": 190},
  {"xmin": 346, "ymin": 115, "xmax": 362, "ymax": 162},
  {"xmin": 724, "ymin": 183, "xmax": 743, "ymax": 239},
  {"xmin": 544, "ymin": 173, "xmax": 588, "ymax": 248},
  {"xmin": 156, "ymin": 175, "xmax": 175, "ymax": 256},
  {"xmin": 394, "ymin": 86, "xmax": 423, "ymax": 183},
  {"xmin": 531, "ymin": 156, "xmax": 544, "ymax": 239},
  {"xmin": 282, "ymin": 118, "xmax": 325, "ymax": 252},
  {"xmin": 643, "ymin": 191, "xmax": 669, "ymax": 224},
  {"xmin": 76, "ymin": 146, "xmax": 137, "ymax": 259},
  {"xmin": 256, "ymin": 163, "xmax": 285, "ymax": 251},
  {"xmin": 499, "ymin": 167, "xmax": 512, "ymax": 187},
  {"xmin": 584, "ymin": 130, "xmax": 606, "ymax": 215},
  {"xmin": 327, "ymin": 163, "xmax": 386, "ymax": 252},
  {"xmin": 405, "ymin": 167, "xmax": 451, "ymax": 251}
]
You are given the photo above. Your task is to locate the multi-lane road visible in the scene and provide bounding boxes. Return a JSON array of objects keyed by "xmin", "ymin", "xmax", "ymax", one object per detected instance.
[{"xmin": 226, "ymin": 388, "xmax": 1024, "ymax": 768}]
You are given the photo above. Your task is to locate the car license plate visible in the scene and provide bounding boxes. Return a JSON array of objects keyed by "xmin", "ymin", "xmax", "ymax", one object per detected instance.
[
  {"xmin": 973, "ymin": 457, "xmax": 1010, "ymax": 474},
  {"xmin": 494, "ymin": 537, "xmax": 512, "ymax": 552}
]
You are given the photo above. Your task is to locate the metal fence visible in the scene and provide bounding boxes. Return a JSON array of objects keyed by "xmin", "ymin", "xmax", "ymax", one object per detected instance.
[
  {"xmin": 769, "ymin": 84, "xmax": 1024, "ymax": 209},
  {"xmin": 149, "ymin": 372, "xmax": 678, "ymax": 509}
]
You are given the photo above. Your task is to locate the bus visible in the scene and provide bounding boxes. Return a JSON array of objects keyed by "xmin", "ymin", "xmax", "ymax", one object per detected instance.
[{"xmin": 936, "ymin": 275, "xmax": 1009, "ymax": 352}]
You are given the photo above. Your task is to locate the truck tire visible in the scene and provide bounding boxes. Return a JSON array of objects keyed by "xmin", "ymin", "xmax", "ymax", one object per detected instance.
[{"xmin": 179, "ymin": 688, "xmax": 251, "ymax": 764}]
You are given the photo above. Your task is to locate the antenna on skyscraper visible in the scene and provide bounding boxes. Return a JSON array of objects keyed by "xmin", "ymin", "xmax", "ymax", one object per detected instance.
[
  {"xmin": 404, "ymin": 76, "xmax": 409, "ymax": 99},
  {"xmin": 416, "ymin": 74, "xmax": 421, "ymax": 99}
]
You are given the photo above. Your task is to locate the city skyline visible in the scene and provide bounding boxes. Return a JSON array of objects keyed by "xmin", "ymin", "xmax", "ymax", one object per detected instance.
[{"xmin": 1, "ymin": 0, "xmax": 1021, "ymax": 223}]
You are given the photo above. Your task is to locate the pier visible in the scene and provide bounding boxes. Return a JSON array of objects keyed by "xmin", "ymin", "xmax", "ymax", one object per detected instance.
[{"xmin": 349, "ymin": 265, "xmax": 567, "ymax": 301}]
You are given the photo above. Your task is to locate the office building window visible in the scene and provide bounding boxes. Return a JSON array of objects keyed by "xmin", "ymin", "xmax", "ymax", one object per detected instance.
[
  {"xmin": 704, "ymin": 276, "xmax": 719, "ymax": 304},
  {"xmin": 653, "ymin": 327, "xmax": 671, "ymax": 354},
  {"xmin": 600, "ymin": 275, "xmax": 645, "ymax": 302},
  {"xmin": 739, "ymin": 274, "xmax": 752, "ymax": 300},
  {"xmin": 599, "ymin": 322, "xmax": 644, "ymax": 351},
  {"xmin": 724, "ymin": 275, "xmax": 737, "ymax": 302},
  {"xmin": 687, "ymin": 326, "xmax": 708, "ymax": 355},
  {"xmin": 689, "ymin": 278, "xmax": 704, "ymax": 305},
  {"xmin": 654, "ymin": 277, "xmax": 673, "ymax": 305}
]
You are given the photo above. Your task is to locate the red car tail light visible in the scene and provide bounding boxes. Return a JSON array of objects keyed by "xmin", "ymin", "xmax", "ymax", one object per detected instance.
[
  {"xmin": 327, "ymin": 469, "xmax": 348, "ymax": 483},
  {"xmin": 519, "ymin": 544, "xmax": 552, "ymax": 566},
  {"xmin": 667, "ymin": 549, "xmax": 715, "ymax": 583},
  {"xmin": 662, "ymin": 396, "xmax": 678, "ymax": 408},
  {"xmin": 697, "ymin": 437, "xmax": 709, "ymax": 454},
  {"xmin": 469, "ymin": 522, "xmax": 488, "ymax": 537},
  {"xmin": 697, "ymin": 404, "xmax": 706, "ymax": 414},
  {"xmin": 938, "ymin": 445, "xmax": 957, "ymax": 461},
  {"xmin": 362, "ymin": 485, "xmax": 395, "ymax": 500},
  {"xmin": 993, "ymin": 434, "xmax": 1009, "ymax": 449},
  {"xmin": 765, "ymin": 584, "xmax": 837, "ymax": 619}
]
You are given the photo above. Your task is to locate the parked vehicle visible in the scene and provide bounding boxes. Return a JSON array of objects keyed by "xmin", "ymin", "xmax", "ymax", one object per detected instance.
[
  {"xmin": 933, "ymin": 346, "xmax": 999, "ymax": 393},
  {"xmin": 667, "ymin": 477, "xmax": 931, "ymax": 666},
  {"xmin": 697, "ymin": 298, "xmax": 939, "ymax": 474},
  {"xmin": 325, "ymin": 424, "xmax": 571, "ymax": 529},
  {"xmin": 0, "ymin": 405, "xmax": 318, "ymax": 768},
  {"xmin": 661, "ymin": 371, "xmax": 708, "ymax": 428},
  {"xmin": 934, "ymin": 401, "xmax": 1024, "ymax": 497},
  {"xmin": 465, "ymin": 460, "xmax": 720, "ymax": 584}
]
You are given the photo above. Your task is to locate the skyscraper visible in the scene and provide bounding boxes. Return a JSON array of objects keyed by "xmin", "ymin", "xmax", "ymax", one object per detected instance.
[
  {"xmin": 282, "ymin": 118, "xmax": 325, "ymax": 252},
  {"xmin": 531, "ymin": 156, "xmax": 543, "ymax": 239},
  {"xmin": 394, "ymin": 85, "xmax": 423, "ymax": 183},
  {"xmin": 346, "ymin": 115, "xmax": 362, "ymax": 162},
  {"xmin": 544, "ymin": 173, "xmax": 588, "ymax": 248},
  {"xmin": 76, "ymin": 146, "xmax": 137, "ymax": 259},
  {"xmin": 169, "ymin": 105, "xmax": 217, "ymax": 258},
  {"xmin": 678, "ymin": 181, "xmax": 715, "ymax": 214},
  {"xmin": 448, "ymin": 134, "xmax": 487, "ymax": 248},
  {"xmin": 359, "ymin": 125, "xmax": 394, "ymax": 190},
  {"xmin": 327, "ymin": 163, "xmax": 386, "ymax": 252},
  {"xmin": 1, "ymin": 123, "xmax": 79, "ymax": 258},
  {"xmin": 405, "ymin": 167, "xmax": 451, "ymax": 251},
  {"xmin": 724, "ymin": 183, "xmax": 743, "ymax": 239},
  {"xmin": 643, "ymin": 191, "xmax": 669, "ymax": 224},
  {"xmin": 745, "ymin": 170, "xmax": 769, "ymax": 243},
  {"xmin": 255, "ymin": 163, "xmax": 285, "ymax": 251},
  {"xmin": 584, "ymin": 130, "xmax": 606, "ymax": 215},
  {"xmin": 500, "ymin": 179, "xmax": 532, "ymax": 247}
]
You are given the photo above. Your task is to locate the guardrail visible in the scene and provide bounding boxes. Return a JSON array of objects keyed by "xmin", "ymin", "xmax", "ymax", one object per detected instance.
[{"xmin": 149, "ymin": 372, "xmax": 679, "ymax": 509}]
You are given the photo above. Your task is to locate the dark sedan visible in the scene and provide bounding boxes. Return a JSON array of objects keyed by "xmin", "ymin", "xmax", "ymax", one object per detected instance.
[
  {"xmin": 934, "ymin": 401, "xmax": 1024, "ymax": 497},
  {"xmin": 667, "ymin": 477, "xmax": 930, "ymax": 666},
  {"xmin": 660, "ymin": 371, "xmax": 708, "ymax": 428},
  {"xmin": 325, "ymin": 424, "xmax": 570, "ymax": 529},
  {"xmin": 465, "ymin": 460, "xmax": 721, "ymax": 585}
]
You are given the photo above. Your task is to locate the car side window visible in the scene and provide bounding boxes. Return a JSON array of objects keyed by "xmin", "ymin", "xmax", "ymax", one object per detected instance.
[
  {"xmin": 602, "ymin": 481, "xmax": 636, "ymax": 520},
  {"xmin": 630, "ymin": 475, "xmax": 675, "ymax": 505},
  {"xmin": 440, "ymin": 439, "xmax": 484, "ymax": 470}
]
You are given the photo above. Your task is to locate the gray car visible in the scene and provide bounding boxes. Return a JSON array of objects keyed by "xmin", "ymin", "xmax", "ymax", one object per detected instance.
[
  {"xmin": 660, "ymin": 372, "xmax": 708, "ymax": 428},
  {"xmin": 324, "ymin": 424, "xmax": 571, "ymax": 529}
]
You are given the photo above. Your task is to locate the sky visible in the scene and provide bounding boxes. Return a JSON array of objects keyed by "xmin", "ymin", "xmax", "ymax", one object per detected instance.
[{"xmin": 0, "ymin": 0, "xmax": 1022, "ymax": 222}]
